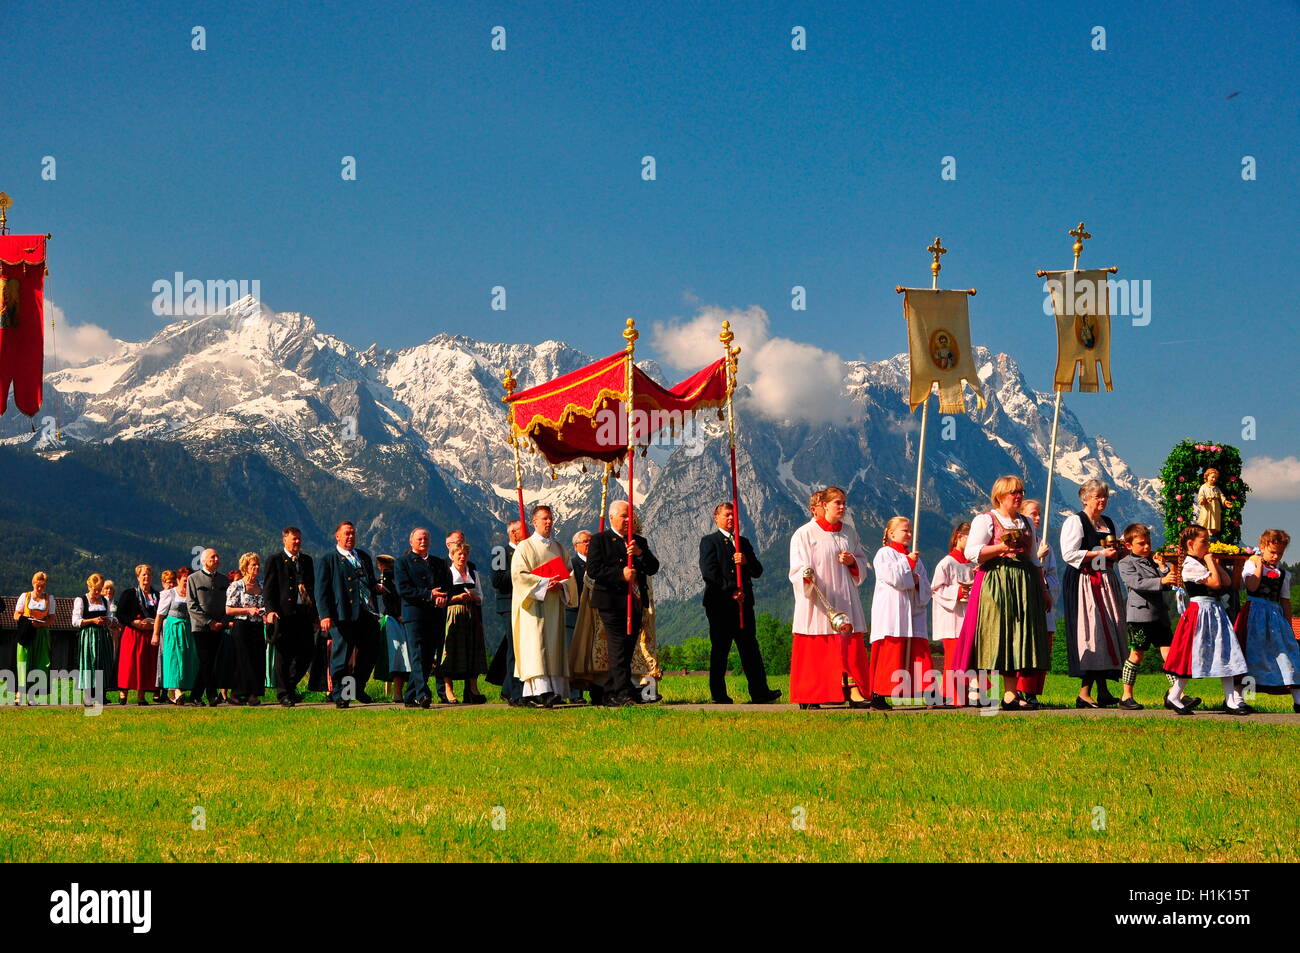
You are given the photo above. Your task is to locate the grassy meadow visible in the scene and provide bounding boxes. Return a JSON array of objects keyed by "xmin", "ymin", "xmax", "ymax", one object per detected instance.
[{"xmin": 0, "ymin": 674, "xmax": 1294, "ymax": 863}]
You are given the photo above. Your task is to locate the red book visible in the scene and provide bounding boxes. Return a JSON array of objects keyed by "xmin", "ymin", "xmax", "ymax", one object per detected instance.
[{"xmin": 532, "ymin": 556, "xmax": 572, "ymax": 581}]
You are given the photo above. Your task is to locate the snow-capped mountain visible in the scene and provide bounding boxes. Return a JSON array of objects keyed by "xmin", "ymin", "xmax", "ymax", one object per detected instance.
[{"xmin": 1, "ymin": 297, "xmax": 1160, "ymax": 613}]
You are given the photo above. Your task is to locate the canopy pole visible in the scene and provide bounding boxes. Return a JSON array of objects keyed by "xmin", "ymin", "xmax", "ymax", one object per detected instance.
[
  {"xmin": 623, "ymin": 318, "xmax": 638, "ymax": 636},
  {"xmin": 720, "ymin": 321, "xmax": 745, "ymax": 629},
  {"xmin": 501, "ymin": 369, "xmax": 528, "ymax": 537},
  {"xmin": 598, "ymin": 462, "xmax": 612, "ymax": 533}
]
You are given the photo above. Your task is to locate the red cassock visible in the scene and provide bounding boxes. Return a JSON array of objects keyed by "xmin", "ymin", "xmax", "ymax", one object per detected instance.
[
  {"xmin": 790, "ymin": 632, "xmax": 872, "ymax": 704},
  {"xmin": 0, "ymin": 235, "xmax": 47, "ymax": 417}
]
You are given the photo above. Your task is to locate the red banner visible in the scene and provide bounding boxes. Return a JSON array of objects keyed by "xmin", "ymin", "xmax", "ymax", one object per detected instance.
[
  {"xmin": 0, "ymin": 235, "xmax": 47, "ymax": 416},
  {"xmin": 506, "ymin": 352, "xmax": 728, "ymax": 465}
]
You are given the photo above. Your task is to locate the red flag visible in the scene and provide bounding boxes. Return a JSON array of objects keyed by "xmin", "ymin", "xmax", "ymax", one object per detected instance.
[{"xmin": 0, "ymin": 235, "xmax": 47, "ymax": 416}]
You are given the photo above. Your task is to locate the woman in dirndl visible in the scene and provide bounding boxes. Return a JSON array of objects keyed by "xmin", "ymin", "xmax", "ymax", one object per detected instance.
[
  {"xmin": 154, "ymin": 569, "xmax": 198, "ymax": 704},
  {"xmin": 953, "ymin": 475, "xmax": 1051, "ymax": 711},
  {"xmin": 439, "ymin": 541, "xmax": 488, "ymax": 704},
  {"xmin": 13, "ymin": 572, "xmax": 55, "ymax": 705},
  {"xmin": 75, "ymin": 573, "xmax": 116, "ymax": 706},
  {"xmin": 1060, "ymin": 479, "xmax": 1125, "ymax": 708}
]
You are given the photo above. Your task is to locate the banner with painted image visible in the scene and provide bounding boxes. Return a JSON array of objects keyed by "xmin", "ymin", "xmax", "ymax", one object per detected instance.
[
  {"xmin": 1042, "ymin": 268, "xmax": 1114, "ymax": 393},
  {"xmin": 902, "ymin": 288, "xmax": 984, "ymax": 414}
]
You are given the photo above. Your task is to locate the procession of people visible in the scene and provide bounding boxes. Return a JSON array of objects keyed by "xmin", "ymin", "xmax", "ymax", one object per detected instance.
[{"xmin": 5, "ymin": 479, "xmax": 1295, "ymax": 715}]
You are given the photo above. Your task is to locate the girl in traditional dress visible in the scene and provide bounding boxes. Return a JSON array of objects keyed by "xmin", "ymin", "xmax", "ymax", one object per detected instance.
[
  {"xmin": 1164, "ymin": 525, "xmax": 1249, "ymax": 715},
  {"xmin": 931, "ymin": 523, "xmax": 973, "ymax": 707},
  {"xmin": 375, "ymin": 555, "xmax": 407, "ymax": 702},
  {"xmin": 74, "ymin": 573, "xmax": 116, "ymax": 707},
  {"xmin": 12, "ymin": 572, "xmax": 54, "ymax": 705},
  {"xmin": 153, "ymin": 568, "xmax": 198, "ymax": 705},
  {"xmin": 869, "ymin": 517, "xmax": 932, "ymax": 709},
  {"xmin": 440, "ymin": 541, "xmax": 488, "ymax": 704},
  {"xmin": 115, "ymin": 564, "xmax": 159, "ymax": 705},
  {"xmin": 953, "ymin": 475, "xmax": 1051, "ymax": 711},
  {"xmin": 224, "ymin": 554, "xmax": 267, "ymax": 705},
  {"xmin": 1017, "ymin": 499, "xmax": 1057, "ymax": 707},
  {"xmin": 1060, "ymin": 479, "xmax": 1125, "ymax": 708},
  {"xmin": 1237, "ymin": 529, "xmax": 1298, "ymax": 711}
]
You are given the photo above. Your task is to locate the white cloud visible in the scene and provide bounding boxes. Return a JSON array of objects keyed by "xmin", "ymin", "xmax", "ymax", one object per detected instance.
[
  {"xmin": 1242, "ymin": 456, "xmax": 1300, "ymax": 501},
  {"xmin": 43, "ymin": 299, "xmax": 126, "ymax": 369},
  {"xmin": 651, "ymin": 304, "xmax": 855, "ymax": 425}
]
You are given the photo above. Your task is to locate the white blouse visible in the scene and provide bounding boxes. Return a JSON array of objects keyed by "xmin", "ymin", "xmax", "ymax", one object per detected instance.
[
  {"xmin": 1060, "ymin": 512, "xmax": 1117, "ymax": 570},
  {"xmin": 1242, "ymin": 559, "xmax": 1292, "ymax": 593},
  {"xmin": 72, "ymin": 595, "xmax": 109, "ymax": 627},
  {"xmin": 964, "ymin": 512, "xmax": 1041, "ymax": 566},
  {"xmin": 15, "ymin": 592, "xmax": 52, "ymax": 616}
]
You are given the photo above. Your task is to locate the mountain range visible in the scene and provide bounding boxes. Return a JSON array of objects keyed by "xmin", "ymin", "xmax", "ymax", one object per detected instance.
[{"xmin": 0, "ymin": 297, "xmax": 1160, "ymax": 643}]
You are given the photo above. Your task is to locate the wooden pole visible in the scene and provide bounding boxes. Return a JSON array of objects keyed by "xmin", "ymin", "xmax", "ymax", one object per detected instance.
[
  {"xmin": 598, "ymin": 462, "xmax": 612, "ymax": 533},
  {"xmin": 720, "ymin": 321, "xmax": 745, "ymax": 628},
  {"xmin": 623, "ymin": 318, "xmax": 638, "ymax": 636}
]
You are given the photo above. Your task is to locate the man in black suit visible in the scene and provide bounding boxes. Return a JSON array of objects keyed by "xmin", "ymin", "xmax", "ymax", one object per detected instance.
[
  {"xmin": 700, "ymin": 503, "xmax": 780, "ymax": 705},
  {"xmin": 585, "ymin": 500, "xmax": 659, "ymax": 706},
  {"xmin": 394, "ymin": 527, "xmax": 449, "ymax": 706},
  {"xmin": 315, "ymin": 521, "xmax": 382, "ymax": 708},
  {"xmin": 264, "ymin": 526, "xmax": 317, "ymax": 707},
  {"xmin": 486, "ymin": 519, "xmax": 526, "ymax": 705}
]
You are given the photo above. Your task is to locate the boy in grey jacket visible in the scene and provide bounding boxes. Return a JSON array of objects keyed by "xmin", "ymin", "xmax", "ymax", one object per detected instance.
[{"xmin": 1116, "ymin": 524, "xmax": 1198, "ymax": 711}]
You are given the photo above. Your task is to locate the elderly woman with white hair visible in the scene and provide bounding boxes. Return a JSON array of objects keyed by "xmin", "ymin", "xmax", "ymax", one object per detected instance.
[{"xmin": 1060, "ymin": 478, "xmax": 1126, "ymax": 708}]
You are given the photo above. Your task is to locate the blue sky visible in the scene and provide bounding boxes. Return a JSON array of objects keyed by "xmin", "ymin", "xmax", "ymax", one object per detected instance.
[{"xmin": 4, "ymin": 0, "xmax": 1297, "ymax": 536}]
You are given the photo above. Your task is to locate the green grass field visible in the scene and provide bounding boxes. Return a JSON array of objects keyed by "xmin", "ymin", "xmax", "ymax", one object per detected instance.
[{"xmin": 0, "ymin": 674, "xmax": 1294, "ymax": 862}]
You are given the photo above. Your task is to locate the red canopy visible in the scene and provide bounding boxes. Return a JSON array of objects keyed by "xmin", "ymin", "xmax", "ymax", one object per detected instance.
[
  {"xmin": 0, "ymin": 235, "xmax": 47, "ymax": 416},
  {"xmin": 506, "ymin": 351, "xmax": 727, "ymax": 464}
]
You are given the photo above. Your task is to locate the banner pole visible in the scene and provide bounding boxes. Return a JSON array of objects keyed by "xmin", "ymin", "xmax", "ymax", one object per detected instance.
[
  {"xmin": 623, "ymin": 318, "xmax": 638, "ymax": 637},
  {"xmin": 598, "ymin": 462, "xmax": 612, "ymax": 533}
]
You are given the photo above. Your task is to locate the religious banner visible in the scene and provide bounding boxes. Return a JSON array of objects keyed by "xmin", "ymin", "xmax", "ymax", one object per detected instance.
[
  {"xmin": 902, "ymin": 288, "xmax": 985, "ymax": 414},
  {"xmin": 0, "ymin": 234, "xmax": 47, "ymax": 416},
  {"xmin": 505, "ymin": 351, "xmax": 728, "ymax": 464},
  {"xmin": 1042, "ymin": 268, "xmax": 1113, "ymax": 393}
]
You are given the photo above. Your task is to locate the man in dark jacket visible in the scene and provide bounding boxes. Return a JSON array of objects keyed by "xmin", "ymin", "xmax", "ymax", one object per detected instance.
[
  {"xmin": 264, "ymin": 526, "xmax": 318, "ymax": 707},
  {"xmin": 585, "ymin": 501, "xmax": 659, "ymax": 706},
  {"xmin": 394, "ymin": 527, "xmax": 449, "ymax": 707},
  {"xmin": 700, "ymin": 503, "xmax": 780, "ymax": 705},
  {"xmin": 486, "ymin": 519, "xmax": 526, "ymax": 705},
  {"xmin": 186, "ymin": 547, "xmax": 229, "ymax": 707},
  {"xmin": 315, "ymin": 521, "xmax": 381, "ymax": 708}
]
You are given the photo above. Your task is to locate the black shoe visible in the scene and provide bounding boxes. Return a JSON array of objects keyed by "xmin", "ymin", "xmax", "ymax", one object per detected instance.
[
  {"xmin": 1293, "ymin": 703, "xmax": 1300, "ymax": 714},
  {"xmin": 602, "ymin": 695, "xmax": 633, "ymax": 708},
  {"xmin": 751, "ymin": 689, "xmax": 782, "ymax": 704},
  {"xmin": 1223, "ymin": 703, "xmax": 1251, "ymax": 716},
  {"xmin": 247, "ymin": 697, "xmax": 261, "ymax": 707},
  {"xmin": 869, "ymin": 694, "xmax": 890, "ymax": 711},
  {"xmin": 847, "ymin": 699, "xmax": 870, "ymax": 709},
  {"xmin": 541, "ymin": 692, "xmax": 559, "ymax": 709},
  {"xmin": 1183, "ymin": 695, "xmax": 1202, "ymax": 710},
  {"xmin": 1118, "ymin": 697, "xmax": 1143, "ymax": 710},
  {"xmin": 505, "ymin": 697, "xmax": 524, "ymax": 707},
  {"xmin": 1001, "ymin": 697, "xmax": 1029, "ymax": 711},
  {"xmin": 1096, "ymin": 691, "xmax": 1121, "ymax": 708},
  {"xmin": 334, "ymin": 698, "xmax": 350, "ymax": 709},
  {"xmin": 1169, "ymin": 700, "xmax": 1195, "ymax": 715},
  {"xmin": 711, "ymin": 696, "xmax": 735, "ymax": 705},
  {"xmin": 798, "ymin": 703, "xmax": 822, "ymax": 710},
  {"xmin": 356, "ymin": 691, "xmax": 374, "ymax": 704},
  {"xmin": 1020, "ymin": 692, "xmax": 1041, "ymax": 710},
  {"xmin": 228, "ymin": 697, "xmax": 246, "ymax": 706},
  {"xmin": 207, "ymin": 698, "xmax": 222, "ymax": 707},
  {"xmin": 1075, "ymin": 697, "xmax": 1100, "ymax": 709},
  {"xmin": 279, "ymin": 697, "xmax": 296, "ymax": 707}
]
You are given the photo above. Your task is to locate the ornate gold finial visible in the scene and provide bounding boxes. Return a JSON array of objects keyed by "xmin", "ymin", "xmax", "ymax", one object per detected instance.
[
  {"xmin": 1069, "ymin": 221, "xmax": 1091, "ymax": 268},
  {"xmin": 623, "ymin": 317, "xmax": 638, "ymax": 350},
  {"xmin": 501, "ymin": 368, "xmax": 517, "ymax": 403},
  {"xmin": 0, "ymin": 192, "xmax": 11, "ymax": 235},
  {"xmin": 719, "ymin": 319, "xmax": 734, "ymax": 348},
  {"xmin": 928, "ymin": 236, "xmax": 947, "ymax": 283}
]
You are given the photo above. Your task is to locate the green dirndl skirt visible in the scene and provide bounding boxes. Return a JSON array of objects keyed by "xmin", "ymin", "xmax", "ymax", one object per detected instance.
[
  {"xmin": 974, "ymin": 557, "xmax": 1051, "ymax": 673},
  {"xmin": 161, "ymin": 616, "xmax": 197, "ymax": 690},
  {"xmin": 19, "ymin": 625, "xmax": 53, "ymax": 696},
  {"xmin": 77, "ymin": 626, "xmax": 115, "ymax": 698}
]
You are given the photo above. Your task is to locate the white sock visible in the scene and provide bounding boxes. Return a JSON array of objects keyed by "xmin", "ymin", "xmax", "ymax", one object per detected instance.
[
  {"xmin": 1291, "ymin": 688, "xmax": 1300, "ymax": 704},
  {"xmin": 1222, "ymin": 677, "xmax": 1242, "ymax": 708},
  {"xmin": 1168, "ymin": 678, "xmax": 1188, "ymax": 703}
]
